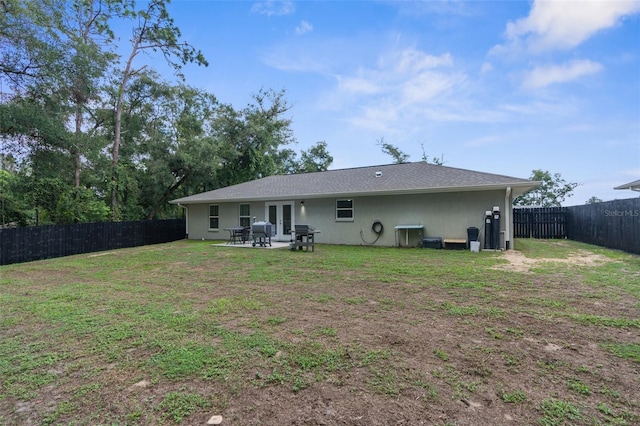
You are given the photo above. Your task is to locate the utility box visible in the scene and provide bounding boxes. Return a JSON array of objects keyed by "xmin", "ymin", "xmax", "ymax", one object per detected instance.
[
  {"xmin": 467, "ymin": 227, "xmax": 479, "ymax": 248},
  {"xmin": 484, "ymin": 210, "xmax": 493, "ymax": 249},
  {"xmin": 492, "ymin": 206, "xmax": 501, "ymax": 250},
  {"xmin": 422, "ymin": 237, "xmax": 442, "ymax": 249}
]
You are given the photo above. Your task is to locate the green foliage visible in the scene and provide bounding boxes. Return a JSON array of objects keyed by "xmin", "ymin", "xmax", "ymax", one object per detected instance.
[
  {"xmin": 158, "ymin": 390, "xmax": 211, "ymax": 423},
  {"xmin": 2, "ymin": 0, "xmax": 331, "ymax": 224},
  {"xmin": 501, "ymin": 389, "xmax": 527, "ymax": 403},
  {"xmin": 55, "ymin": 187, "xmax": 110, "ymax": 223},
  {"xmin": 601, "ymin": 343, "xmax": 640, "ymax": 362},
  {"xmin": 539, "ymin": 398, "xmax": 581, "ymax": 425},
  {"xmin": 378, "ymin": 137, "xmax": 409, "ymax": 164},
  {"xmin": 297, "ymin": 141, "xmax": 334, "ymax": 173},
  {"xmin": 514, "ymin": 169, "xmax": 579, "ymax": 207}
]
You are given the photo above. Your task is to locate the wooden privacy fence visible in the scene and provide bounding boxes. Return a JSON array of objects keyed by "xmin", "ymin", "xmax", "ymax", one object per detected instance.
[
  {"xmin": 513, "ymin": 198, "xmax": 640, "ymax": 255},
  {"xmin": 566, "ymin": 198, "xmax": 639, "ymax": 255},
  {"xmin": 513, "ymin": 207, "xmax": 568, "ymax": 239},
  {"xmin": 0, "ymin": 219, "xmax": 186, "ymax": 265}
]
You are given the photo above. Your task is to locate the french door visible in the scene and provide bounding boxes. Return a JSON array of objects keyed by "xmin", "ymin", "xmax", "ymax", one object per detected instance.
[{"xmin": 265, "ymin": 201, "xmax": 294, "ymax": 241}]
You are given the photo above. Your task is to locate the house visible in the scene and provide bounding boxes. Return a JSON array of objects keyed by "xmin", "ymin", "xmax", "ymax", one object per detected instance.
[
  {"xmin": 169, "ymin": 162, "xmax": 539, "ymax": 249},
  {"xmin": 614, "ymin": 179, "xmax": 640, "ymax": 192}
]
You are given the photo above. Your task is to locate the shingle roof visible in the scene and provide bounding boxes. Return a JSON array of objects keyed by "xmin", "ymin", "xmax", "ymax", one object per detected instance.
[
  {"xmin": 170, "ymin": 162, "xmax": 538, "ymax": 204},
  {"xmin": 614, "ymin": 179, "xmax": 640, "ymax": 191}
]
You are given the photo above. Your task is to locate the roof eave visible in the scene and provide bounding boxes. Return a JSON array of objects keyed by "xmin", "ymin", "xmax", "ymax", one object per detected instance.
[{"xmin": 169, "ymin": 181, "xmax": 540, "ymax": 205}]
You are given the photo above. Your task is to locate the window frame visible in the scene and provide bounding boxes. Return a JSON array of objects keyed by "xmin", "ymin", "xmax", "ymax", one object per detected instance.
[
  {"xmin": 208, "ymin": 204, "xmax": 220, "ymax": 230},
  {"xmin": 335, "ymin": 199, "xmax": 354, "ymax": 221},
  {"xmin": 239, "ymin": 203, "xmax": 251, "ymax": 228}
]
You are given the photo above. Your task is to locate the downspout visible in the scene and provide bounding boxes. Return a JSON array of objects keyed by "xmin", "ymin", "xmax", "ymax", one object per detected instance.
[
  {"xmin": 177, "ymin": 203, "xmax": 189, "ymax": 239},
  {"xmin": 504, "ymin": 187, "xmax": 512, "ymax": 250}
]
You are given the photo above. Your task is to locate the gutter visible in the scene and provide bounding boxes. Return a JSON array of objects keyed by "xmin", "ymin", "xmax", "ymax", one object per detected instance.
[
  {"xmin": 504, "ymin": 187, "xmax": 512, "ymax": 250},
  {"xmin": 177, "ymin": 203, "xmax": 189, "ymax": 239}
]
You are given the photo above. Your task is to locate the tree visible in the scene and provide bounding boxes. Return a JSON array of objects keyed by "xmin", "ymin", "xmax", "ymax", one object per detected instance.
[
  {"xmin": 0, "ymin": 0, "xmax": 65, "ymax": 88},
  {"xmin": 110, "ymin": 0, "xmax": 208, "ymax": 220},
  {"xmin": 214, "ymin": 88, "xmax": 295, "ymax": 187},
  {"xmin": 420, "ymin": 142, "xmax": 444, "ymax": 165},
  {"xmin": 513, "ymin": 169, "xmax": 579, "ymax": 207},
  {"xmin": 378, "ymin": 137, "xmax": 409, "ymax": 164},
  {"xmin": 297, "ymin": 141, "xmax": 333, "ymax": 173},
  {"xmin": 586, "ymin": 196, "xmax": 603, "ymax": 204}
]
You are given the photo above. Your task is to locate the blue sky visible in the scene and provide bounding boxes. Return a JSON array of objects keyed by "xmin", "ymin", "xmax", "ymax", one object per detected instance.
[{"xmin": 141, "ymin": 0, "xmax": 639, "ymax": 205}]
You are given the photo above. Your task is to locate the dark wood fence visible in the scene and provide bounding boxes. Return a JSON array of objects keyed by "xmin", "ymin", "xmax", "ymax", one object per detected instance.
[
  {"xmin": 0, "ymin": 219, "xmax": 186, "ymax": 265},
  {"xmin": 513, "ymin": 198, "xmax": 640, "ymax": 255},
  {"xmin": 513, "ymin": 207, "xmax": 568, "ymax": 238},
  {"xmin": 566, "ymin": 198, "xmax": 639, "ymax": 255}
]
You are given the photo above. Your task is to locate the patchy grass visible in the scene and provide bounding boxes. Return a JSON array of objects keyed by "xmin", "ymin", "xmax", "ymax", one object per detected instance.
[{"xmin": 0, "ymin": 239, "xmax": 638, "ymax": 424}]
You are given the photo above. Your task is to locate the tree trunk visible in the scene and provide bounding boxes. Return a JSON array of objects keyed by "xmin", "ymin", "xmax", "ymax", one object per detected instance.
[
  {"xmin": 111, "ymin": 38, "xmax": 140, "ymax": 221},
  {"xmin": 74, "ymin": 103, "xmax": 82, "ymax": 188},
  {"xmin": 146, "ymin": 175, "xmax": 187, "ymax": 220}
]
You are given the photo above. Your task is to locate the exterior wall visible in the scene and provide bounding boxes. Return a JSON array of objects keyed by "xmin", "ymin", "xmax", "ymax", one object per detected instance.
[
  {"xmin": 185, "ymin": 202, "xmax": 263, "ymax": 241},
  {"xmin": 184, "ymin": 189, "xmax": 510, "ymax": 247},
  {"xmin": 298, "ymin": 190, "xmax": 505, "ymax": 246}
]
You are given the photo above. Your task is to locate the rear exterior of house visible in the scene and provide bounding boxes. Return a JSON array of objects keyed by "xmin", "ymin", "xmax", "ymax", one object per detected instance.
[{"xmin": 170, "ymin": 162, "xmax": 539, "ymax": 249}]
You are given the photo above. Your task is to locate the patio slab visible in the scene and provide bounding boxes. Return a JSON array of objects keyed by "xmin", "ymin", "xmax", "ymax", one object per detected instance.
[{"xmin": 212, "ymin": 241, "xmax": 291, "ymax": 249}]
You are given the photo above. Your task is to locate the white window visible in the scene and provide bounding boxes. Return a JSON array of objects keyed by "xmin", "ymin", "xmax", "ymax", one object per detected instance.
[
  {"xmin": 336, "ymin": 199, "xmax": 354, "ymax": 221},
  {"xmin": 239, "ymin": 204, "xmax": 250, "ymax": 227},
  {"xmin": 209, "ymin": 205, "xmax": 219, "ymax": 230}
]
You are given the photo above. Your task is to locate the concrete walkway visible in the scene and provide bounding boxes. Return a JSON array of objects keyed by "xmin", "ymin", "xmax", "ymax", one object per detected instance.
[{"xmin": 212, "ymin": 241, "xmax": 291, "ymax": 250}]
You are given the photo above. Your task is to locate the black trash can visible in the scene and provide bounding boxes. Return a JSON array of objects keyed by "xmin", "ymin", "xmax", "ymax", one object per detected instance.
[{"xmin": 467, "ymin": 227, "xmax": 479, "ymax": 248}]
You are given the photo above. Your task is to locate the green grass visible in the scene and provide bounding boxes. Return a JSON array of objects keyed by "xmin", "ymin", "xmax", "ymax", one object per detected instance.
[
  {"xmin": 601, "ymin": 343, "xmax": 640, "ymax": 362},
  {"xmin": 1, "ymin": 239, "xmax": 638, "ymax": 424},
  {"xmin": 539, "ymin": 398, "xmax": 581, "ymax": 425}
]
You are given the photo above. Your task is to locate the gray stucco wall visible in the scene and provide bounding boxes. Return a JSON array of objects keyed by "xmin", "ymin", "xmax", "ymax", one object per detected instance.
[{"xmin": 183, "ymin": 189, "xmax": 511, "ymax": 248}]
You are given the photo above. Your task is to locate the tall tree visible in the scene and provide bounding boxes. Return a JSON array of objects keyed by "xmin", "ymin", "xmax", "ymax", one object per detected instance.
[
  {"xmin": 0, "ymin": 0, "xmax": 64, "ymax": 88},
  {"xmin": 297, "ymin": 141, "xmax": 333, "ymax": 173},
  {"xmin": 111, "ymin": 0, "xmax": 208, "ymax": 220},
  {"xmin": 378, "ymin": 137, "xmax": 409, "ymax": 164},
  {"xmin": 62, "ymin": 0, "xmax": 119, "ymax": 188},
  {"xmin": 514, "ymin": 169, "xmax": 579, "ymax": 207},
  {"xmin": 214, "ymin": 88, "xmax": 295, "ymax": 187}
]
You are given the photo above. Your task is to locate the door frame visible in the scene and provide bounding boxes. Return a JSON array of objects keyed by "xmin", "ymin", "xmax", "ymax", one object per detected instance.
[{"xmin": 265, "ymin": 201, "xmax": 295, "ymax": 241}]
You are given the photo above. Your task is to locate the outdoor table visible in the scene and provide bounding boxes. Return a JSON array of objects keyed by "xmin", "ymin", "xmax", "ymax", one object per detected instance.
[
  {"xmin": 394, "ymin": 224, "xmax": 424, "ymax": 247},
  {"xmin": 224, "ymin": 227, "xmax": 246, "ymax": 244}
]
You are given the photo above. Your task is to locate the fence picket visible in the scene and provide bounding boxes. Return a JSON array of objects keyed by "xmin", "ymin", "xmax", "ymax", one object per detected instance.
[
  {"xmin": 513, "ymin": 198, "xmax": 639, "ymax": 255},
  {"xmin": 0, "ymin": 219, "xmax": 185, "ymax": 265}
]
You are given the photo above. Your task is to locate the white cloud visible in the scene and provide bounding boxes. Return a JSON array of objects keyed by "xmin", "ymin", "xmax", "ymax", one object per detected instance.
[
  {"xmin": 251, "ymin": 1, "xmax": 295, "ymax": 17},
  {"xmin": 332, "ymin": 49, "xmax": 466, "ymax": 130},
  {"xmin": 502, "ymin": 0, "xmax": 640, "ymax": 53},
  {"xmin": 480, "ymin": 62, "xmax": 493, "ymax": 74},
  {"xmin": 295, "ymin": 20, "xmax": 313, "ymax": 35},
  {"xmin": 522, "ymin": 60, "xmax": 603, "ymax": 88}
]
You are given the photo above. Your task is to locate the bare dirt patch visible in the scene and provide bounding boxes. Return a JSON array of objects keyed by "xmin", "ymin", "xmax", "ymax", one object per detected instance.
[{"xmin": 493, "ymin": 249, "xmax": 614, "ymax": 273}]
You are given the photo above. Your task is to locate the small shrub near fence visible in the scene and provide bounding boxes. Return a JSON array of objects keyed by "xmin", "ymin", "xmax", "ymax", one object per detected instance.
[{"xmin": 0, "ymin": 219, "xmax": 186, "ymax": 265}]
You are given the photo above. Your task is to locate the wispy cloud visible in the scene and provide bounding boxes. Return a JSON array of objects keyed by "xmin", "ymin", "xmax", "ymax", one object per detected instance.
[
  {"xmin": 295, "ymin": 20, "xmax": 313, "ymax": 35},
  {"xmin": 331, "ymin": 48, "xmax": 468, "ymax": 131},
  {"xmin": 522, "ymin": 60, "xmax": 603, "ymax": 88},
  {"xmin": 497, "ymin": 0, "xmax": 640, "ymax": 54},
  {"xmin": 251, "ymin": 1, "xmax": 295, "ymax": 17},
  {"xmin": 463, "ymin": 135, "xmax": 502, "ymax": 148}
]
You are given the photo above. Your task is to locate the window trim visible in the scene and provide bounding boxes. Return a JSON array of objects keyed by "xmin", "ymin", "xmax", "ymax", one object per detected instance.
[
  {"xmin": 239, "ymin": 203, "xmax": 251, "ymax": 227},
  {"xmin": 335, "ymin": 199, "xmax": 354, "ymax": 221},
  {"xmin": 208, "ymin": 204, "xmax": 220, "ymax": 231}
]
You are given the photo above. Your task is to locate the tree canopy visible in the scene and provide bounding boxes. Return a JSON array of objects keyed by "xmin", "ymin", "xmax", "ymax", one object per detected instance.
[
  {"xmin": 0, "ymin": 0, "xmax": 333, "ymax": 226},
  {"xmin": 513, "ymin": 169, "xmax": 579, "ymax": 207}
]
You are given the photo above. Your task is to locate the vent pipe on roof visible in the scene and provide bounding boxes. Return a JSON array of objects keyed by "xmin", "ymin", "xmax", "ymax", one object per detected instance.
[{"xmin": 375, "ymin": 171, "xmax": 382, "ymax": 178}]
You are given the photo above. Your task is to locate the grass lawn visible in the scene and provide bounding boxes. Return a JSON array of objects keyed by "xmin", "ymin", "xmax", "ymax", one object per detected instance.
[{"xmin": 0, "ymin": 239, "xmax": 638, "ymax": 425}]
